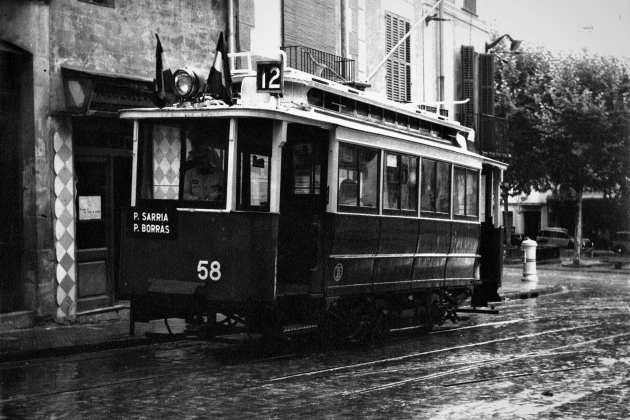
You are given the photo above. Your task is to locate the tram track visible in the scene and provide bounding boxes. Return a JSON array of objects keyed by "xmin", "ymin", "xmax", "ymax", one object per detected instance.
[
  {"xmin": 2, "ymin": 321, "xmax": 623, "ymax": 405},
  {"xmin": 268, "ymin": 324, "xmax": 598, "ymax": 382},
  {"xmin": 348, "ymin": 331, "xmax": 630, "ymax": 394}
]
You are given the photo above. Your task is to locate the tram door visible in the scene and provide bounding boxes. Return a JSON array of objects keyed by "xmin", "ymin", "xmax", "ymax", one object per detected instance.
[{"xmin": 277, "ymin": 125, "xmax": 329, "ymax": 294}]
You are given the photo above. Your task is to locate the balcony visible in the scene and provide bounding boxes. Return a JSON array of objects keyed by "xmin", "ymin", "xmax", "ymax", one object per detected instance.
[
  {"xmin": 281, "ymin": 46, "xmax": 355, "ymax": 83},
  {"xmin": 456, "ymin": 113, "xmax": 511, "ymax": 161}
]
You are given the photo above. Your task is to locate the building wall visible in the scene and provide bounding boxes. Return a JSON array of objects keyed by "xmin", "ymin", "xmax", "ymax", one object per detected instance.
[
  {"xmin": 0, "ymin": 1, "xmax": 55, "ymax": 317},
  {"xmin": 48, "ymin": 0, "xmax": 228, "ymax": 113},
  {"xmin": 1, "ymin": 0, "xmax": 228, "ymax": 320}
]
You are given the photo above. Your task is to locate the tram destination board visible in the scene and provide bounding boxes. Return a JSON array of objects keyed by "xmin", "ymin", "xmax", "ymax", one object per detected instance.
[
  {"xmin": 127, "ymin": 203, "xmax": 178, "ymax": 240},
  {"xmin": 256, "ymin": 61, "xmax": 284, "ymax": 94}
]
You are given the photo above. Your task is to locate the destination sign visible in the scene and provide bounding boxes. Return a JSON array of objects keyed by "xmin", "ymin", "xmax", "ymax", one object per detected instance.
[{"xmin": 128, "ymin": 204, "xmax": 177, "ymax": 239}]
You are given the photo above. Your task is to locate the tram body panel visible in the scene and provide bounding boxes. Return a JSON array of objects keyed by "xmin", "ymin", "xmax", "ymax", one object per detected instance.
[
  {"xmin": 120, "ymin": 211, "xmax": 278, "ymax": 304},
  {"xmin": 322, "ymin": 214, "xmax": 479, "ymax": 297}
]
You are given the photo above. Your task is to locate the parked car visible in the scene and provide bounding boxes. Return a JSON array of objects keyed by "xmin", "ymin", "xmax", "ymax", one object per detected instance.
[
  {"xmin": 536, "ymin": 228, "xmax": 574, "ymax": 249},
  {"xmin": 609, "ymin": 231, "xmax": 630, "ymax": 269},
  {"xmin": 580, "ymin": 237, "xmax": 593, "ymax": 250}
]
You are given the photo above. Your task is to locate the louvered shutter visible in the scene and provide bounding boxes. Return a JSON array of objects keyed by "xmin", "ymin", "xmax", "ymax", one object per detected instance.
[
  {"xmin": 461, "ymin": 45, "xmax": 474, "ymax": 127},
  {"xmin": 386, "ymin": 13, "xmax": 411, "ymax": 102},
  {"xmin": 478, "ymin": 53, "xmax": 495, "ymax": 116}
]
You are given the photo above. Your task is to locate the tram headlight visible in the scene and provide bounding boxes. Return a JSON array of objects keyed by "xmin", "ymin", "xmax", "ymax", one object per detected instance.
[{"xmin": 173, "ymin": 67, "xmax": 207, "ymax": 100}]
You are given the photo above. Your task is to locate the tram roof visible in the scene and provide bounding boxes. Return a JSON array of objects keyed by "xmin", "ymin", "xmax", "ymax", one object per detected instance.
[{"xmin": 119, "ymin": 65, "xmax": 507, "ymax": 170}]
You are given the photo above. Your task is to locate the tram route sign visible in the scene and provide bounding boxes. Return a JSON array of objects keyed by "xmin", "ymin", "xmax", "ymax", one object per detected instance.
[
  {"xmin": 127, "ymin": 203, "xmax": 178, "ymax": 240},
  {"xmin": 256, "ymin": 61, "xmax": 284, "ymax": 95}
]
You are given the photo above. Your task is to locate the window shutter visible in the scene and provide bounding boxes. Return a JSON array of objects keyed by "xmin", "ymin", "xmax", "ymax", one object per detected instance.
[
  {"xmin": 461, "ymin": 45, "xmax": 475, "ymax": 127},
  {"xmin": 463, "ymin": 0, "xmax": 476, "ymax": 14},
  {"xmin": 478, "ymin": 53, "xmax": 495, "ymax": 116},
  {"xmin": 386, "ymin": 13, "xmax": 411, "ymax": 102}
]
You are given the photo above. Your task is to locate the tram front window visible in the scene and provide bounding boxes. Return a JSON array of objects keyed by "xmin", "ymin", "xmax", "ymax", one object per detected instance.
[{"xmin": 139, "ymin": 120, "xmax": 229, "ymax": 208}]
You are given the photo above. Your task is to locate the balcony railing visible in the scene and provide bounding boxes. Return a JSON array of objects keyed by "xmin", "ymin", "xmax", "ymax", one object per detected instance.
[
  {"xmin": 456, "ymin": 113, "xmax": 511, "ymax": 160},
  {"xmin": 281, "ymin": 46, "xmax": 355, "ymax": 83}
]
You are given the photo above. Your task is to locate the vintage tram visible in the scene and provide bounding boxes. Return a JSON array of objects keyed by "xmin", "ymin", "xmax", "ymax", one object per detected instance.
[{"xmin": 119, "ymin": 51, "xmax": 507, "ymax": 341}]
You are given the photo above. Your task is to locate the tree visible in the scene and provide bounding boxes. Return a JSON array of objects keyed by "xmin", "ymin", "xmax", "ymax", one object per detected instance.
[{"xmin": 496, "ymin": 47, "xmax": 630, "ymax": 264}]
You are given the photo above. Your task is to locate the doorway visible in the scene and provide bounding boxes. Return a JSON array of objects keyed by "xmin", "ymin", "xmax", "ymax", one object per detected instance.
[
  {"xmin": 523, "ymin": 211, "xmax": 541, "ymax": 240},
  {"xmin": 276, "ymin": 124, "xmax": 329, "ymax": 294},
  {"xmin": 0, "ymin": 47, "xmax": 32, "ymax": 313},
  {"xmin": 73, "ymin": 117, "xmax": 132, "ymax": 312}
]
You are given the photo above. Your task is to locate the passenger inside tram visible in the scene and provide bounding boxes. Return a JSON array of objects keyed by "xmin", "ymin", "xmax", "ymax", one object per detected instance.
[{"xmin": 183, "ymin": 146, "xmax": 224, "ymax": 201}]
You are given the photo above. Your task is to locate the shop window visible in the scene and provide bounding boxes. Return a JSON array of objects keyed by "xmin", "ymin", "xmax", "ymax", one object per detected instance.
[
  {"xmin": 338, "ymin": 143, "xmax": 379, "ymax": 212},
  {"xmin": 384, "ymin": 152, "xmax": 418, "ymax": 214}
]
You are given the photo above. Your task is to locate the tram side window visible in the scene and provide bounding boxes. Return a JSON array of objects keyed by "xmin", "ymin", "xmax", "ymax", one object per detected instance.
[
  {"xmin": 237, "ymin": 118, "xmax": 272, "ymax": 211},
  {"xmin": 140, "ymin": 124, "xmax": 182, "ymax": 200},
  {"xmin": 421, "ymin": 159, "xmax": 451, "ymax": 215},
  {"xmin": 238, "ymin": 152, "xmax": 270, "ymax": 210},
  {"xmin": 453, "ymin": 166, "xmax": 479, "ymax": 218},
  {"xmin": 384, "ymin": 152, "xmax": 418, "ymax": 213},
  {"xmin": 338, "ymin": 143, "xmax": 379, "ymax": 211}
]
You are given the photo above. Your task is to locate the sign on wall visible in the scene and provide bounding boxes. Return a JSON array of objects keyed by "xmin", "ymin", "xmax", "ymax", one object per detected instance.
[{"xmin": 78, "ymin": 196, "xmax": 102, "ymax": 220}]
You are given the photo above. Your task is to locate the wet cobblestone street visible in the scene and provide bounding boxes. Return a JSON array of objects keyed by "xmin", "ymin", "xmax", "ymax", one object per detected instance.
[{"xmin": 1, "ymin": 267, "xmax": 629, "ymax": 419}]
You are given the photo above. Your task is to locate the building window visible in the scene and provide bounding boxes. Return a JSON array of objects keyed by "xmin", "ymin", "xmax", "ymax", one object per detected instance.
[
  {"xmin": 385, "ymin": 13, "xmax": 411, "ymax": 102},
  {"xmin": 79, "ymin": 0, "xmax": 115, "ymax": 7},
  {"xmin": 463, "ymin": 0, "xmax": 476, "ymax": 14}
]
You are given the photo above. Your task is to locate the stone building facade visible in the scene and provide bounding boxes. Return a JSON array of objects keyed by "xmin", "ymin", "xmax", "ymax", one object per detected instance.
[{"xmin": 1, "ymin": 0, "xmax": 494, "ymax": 327}]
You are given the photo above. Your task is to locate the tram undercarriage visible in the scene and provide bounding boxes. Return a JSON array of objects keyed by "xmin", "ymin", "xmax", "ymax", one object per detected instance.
[{"xmin": 131, "ymin": 285, "xmax": 479, "ymax": 343}]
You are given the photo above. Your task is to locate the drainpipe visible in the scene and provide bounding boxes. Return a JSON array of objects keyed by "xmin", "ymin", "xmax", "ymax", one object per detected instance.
[
  {"xmin": 340, "ymin": 0, "xmax": 347, "ymax": 58},
  {"xmin": 228, "ymin": 0, "xmax": 235, "ymax": 68},
  {"xmin": 438, "ymin": 0, "xmax": 444, "ymax": 102}
]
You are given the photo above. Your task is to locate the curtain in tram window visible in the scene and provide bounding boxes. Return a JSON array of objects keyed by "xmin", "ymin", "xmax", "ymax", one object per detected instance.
[
  {"xmin": 152, "ymin": 125, "xmax": 181, "ymax": 199},
  {"xmin": 454, "ymin": 167, "xmax": 466, "ymax": 215}
]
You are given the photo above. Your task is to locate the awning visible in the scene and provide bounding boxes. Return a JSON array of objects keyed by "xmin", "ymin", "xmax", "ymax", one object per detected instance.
[{"xmin": 61, "ymin": 66, "xmax": 154, "ymax": 115}]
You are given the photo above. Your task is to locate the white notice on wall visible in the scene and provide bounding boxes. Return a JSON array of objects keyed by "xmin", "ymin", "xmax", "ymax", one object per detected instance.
[{"xmin": 79, "ymin": 196, "xmax": 102, "ymax": 220}]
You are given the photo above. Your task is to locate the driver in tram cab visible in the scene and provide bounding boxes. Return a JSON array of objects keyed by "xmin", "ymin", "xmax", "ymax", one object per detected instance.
[{"xmin": 183, "ymin": 147, "xmax": 224, "ymax": 201}]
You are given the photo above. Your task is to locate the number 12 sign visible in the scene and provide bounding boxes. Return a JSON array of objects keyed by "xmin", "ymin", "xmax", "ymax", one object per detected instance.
[{"xmin": 256, "ymin": 61, "xmax": 284, "ymax": 94}]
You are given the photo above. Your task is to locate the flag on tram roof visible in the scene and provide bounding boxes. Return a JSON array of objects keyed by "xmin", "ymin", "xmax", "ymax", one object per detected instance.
[
  {"xmin": 152, "ymin": 33, "xmax": 174, "ymax": 108},
  {"xmin": 207, "ymin": 31, "xmax": 233, "ymax": 105}
]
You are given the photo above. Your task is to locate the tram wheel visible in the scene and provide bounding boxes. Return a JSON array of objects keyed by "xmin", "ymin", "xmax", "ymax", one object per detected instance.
[{"xmin": 368, "ymin": 310, "xmax": 390, "ymax": 342}]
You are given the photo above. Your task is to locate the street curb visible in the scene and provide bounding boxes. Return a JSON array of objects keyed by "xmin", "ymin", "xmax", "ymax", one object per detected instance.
[
  {"xmin": 501, "ymin": 285, "xmax": 564, "ymax": 301},
  {"xmin": 0, "ymin": 333, "xmax": 184, "ymax": 364},
  {"xmin": 504, "ymin": 264, "xmax": 630, "ymax": 275}
]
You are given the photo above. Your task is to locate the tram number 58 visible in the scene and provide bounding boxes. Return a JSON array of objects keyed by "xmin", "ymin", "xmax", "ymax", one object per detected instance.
[
  {"xmin": 257, "ymin": 61, "xmax": 283, "ymax": 94},
  {"xmin": 197, "ymin": 260, "xmax": 221, "ymax": 281}
]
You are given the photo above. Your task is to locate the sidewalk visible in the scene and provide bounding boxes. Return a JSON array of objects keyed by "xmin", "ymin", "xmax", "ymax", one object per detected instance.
[{"xmin": 1, "ymin": 261, "xmax": 626, "ymax": 363}]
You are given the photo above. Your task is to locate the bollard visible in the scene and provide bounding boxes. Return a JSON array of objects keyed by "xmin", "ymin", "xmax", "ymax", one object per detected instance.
[{"xmin": 521, "ymin": 239, "xmax": 539, "ymax": 282}]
